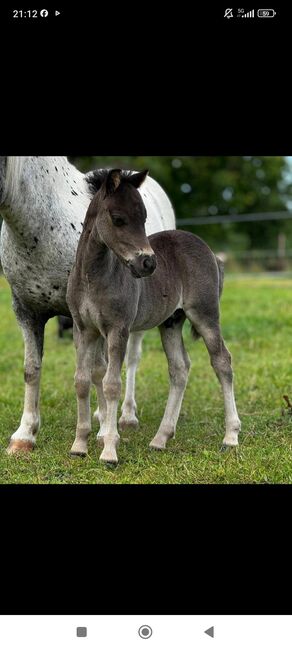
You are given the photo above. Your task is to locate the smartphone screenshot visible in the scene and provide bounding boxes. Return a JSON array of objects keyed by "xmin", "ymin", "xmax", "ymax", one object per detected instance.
[{"xmin": 0, "ymin": 5, "xmax": 290, "ymax": 647}]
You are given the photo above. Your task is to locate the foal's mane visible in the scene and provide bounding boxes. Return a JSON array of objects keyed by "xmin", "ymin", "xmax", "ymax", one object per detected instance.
[{"xmin": 86, "ymin": 169, "xmax": 133, "ymax": 196}]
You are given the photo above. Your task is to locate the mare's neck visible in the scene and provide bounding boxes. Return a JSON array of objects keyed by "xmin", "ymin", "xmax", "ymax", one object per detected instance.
[{"xmin": 0, "ymin": 156, "xmax": 89, "ymax": 239}]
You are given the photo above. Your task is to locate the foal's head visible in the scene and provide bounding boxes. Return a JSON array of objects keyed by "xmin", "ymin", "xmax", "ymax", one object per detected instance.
[{"xmin": 93, "ymin": 168, "xmax": 157, "ymax": 278}]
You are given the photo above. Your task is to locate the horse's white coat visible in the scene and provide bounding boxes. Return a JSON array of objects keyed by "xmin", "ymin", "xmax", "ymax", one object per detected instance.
[
  {"xmin": 1, "ymin": 158, "xmax": 175, "ymax": 314},
  {"xmin": 0, "ymin": 157, "xmax": 176, "ymax": 448}
]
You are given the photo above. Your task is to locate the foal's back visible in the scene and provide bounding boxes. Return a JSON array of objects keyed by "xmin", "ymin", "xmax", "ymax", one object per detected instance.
[{"xmin": 132, "ymin": 230, "xmax": 222, "ymax": 331}]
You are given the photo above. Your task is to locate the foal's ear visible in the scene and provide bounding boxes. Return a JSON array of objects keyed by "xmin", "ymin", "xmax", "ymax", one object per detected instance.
[
  {"xmin": 128, "ymin": 169, "xmax": 149, "ymax": 188},
  {"xmin": 105, "ymin": 169, "xmax": 122, "ymax": 195}
]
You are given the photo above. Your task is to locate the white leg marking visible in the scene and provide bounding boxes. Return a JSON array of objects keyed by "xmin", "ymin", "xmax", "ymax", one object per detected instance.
[
  {"xmin": 221, "ymin": 379, "xmax": 241, "ymax": 447},
  {"xmin": 9, "ymin": 322, "xmax": 44, "ymax": 450}
]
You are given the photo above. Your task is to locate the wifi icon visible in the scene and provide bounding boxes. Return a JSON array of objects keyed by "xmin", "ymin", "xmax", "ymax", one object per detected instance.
[{"xmin": 242, "ymin": 9, "xmax": 255, "ymax": 17}]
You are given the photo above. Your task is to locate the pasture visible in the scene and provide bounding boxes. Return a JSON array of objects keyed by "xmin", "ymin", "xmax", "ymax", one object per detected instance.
[{"xmin": 1, "ymin": 274, "xmax": 292, "ymax": 484}]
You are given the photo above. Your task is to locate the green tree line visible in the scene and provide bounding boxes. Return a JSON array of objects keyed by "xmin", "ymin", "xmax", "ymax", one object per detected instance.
[
  {"xmin": 1, "ymin": 157, "xmax": 292, "ymax": 253},
  {"xmin": 69, "ymin": 156, "xmax": 292, "ymax": 251}
]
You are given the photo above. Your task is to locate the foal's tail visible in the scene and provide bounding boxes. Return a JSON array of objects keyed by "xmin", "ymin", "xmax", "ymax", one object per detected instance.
[
  {"xmin": 190, "ymin": 254, "xmax": 225, "ymax": 341},
  {"xmin": 216, "ymin": 255, "xmax": 225, "ymax": 299}
]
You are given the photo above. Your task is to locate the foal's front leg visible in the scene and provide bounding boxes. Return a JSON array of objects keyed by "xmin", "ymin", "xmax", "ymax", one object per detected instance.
[
  {"xmin": 99, "ymin": 328, "xmax": 129, "ymax": 464},
  {"xmin": 94, "ymin": 331, "xmax": 143, "ymax": 432},
  {"xmin": 70, "ymin": 329, "xmax": 98, "ymax": 457}
]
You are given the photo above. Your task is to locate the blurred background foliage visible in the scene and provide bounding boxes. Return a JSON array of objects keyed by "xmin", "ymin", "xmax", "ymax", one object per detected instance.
[
  {"xmin": 2, "ymin": 157, "xmax": 292, "ymax": 273},
  {"xmin": 69, "ymin": 156, "xmax": 292, "ymax": 254}
]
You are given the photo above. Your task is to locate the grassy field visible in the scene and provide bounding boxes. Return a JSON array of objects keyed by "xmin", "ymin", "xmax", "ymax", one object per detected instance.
[{"xmin": 1, "ymin": 274, "xmax": 292, "ymax": 484}]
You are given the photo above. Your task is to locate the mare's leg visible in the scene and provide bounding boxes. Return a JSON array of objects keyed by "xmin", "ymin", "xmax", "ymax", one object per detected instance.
[
  {"xmin": 150, "ymin": 313, "xmax": 190, "ymax": 450},
  {"xmin": 186, "ymin": 309, "xmax": 241, "ymax": 447},
  {"xmin": 99, "ymin": 327, "xmax": 129, "ymax": 464},
  {"xmin": 119, "ymin": 331, "xmax": 144, "ymax": 429},
  {"xmin": 7, "ymin": 298, "xmax": 46, "ymax": 454},
  {"xmin": 70, "ymin": 327, "xmax": 98, "ymax": 457}
]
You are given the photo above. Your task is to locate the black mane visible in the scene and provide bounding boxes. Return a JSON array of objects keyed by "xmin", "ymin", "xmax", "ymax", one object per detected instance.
[{"xmin": 86, "ymin": 169, "xmax": 133, "ymax": 196}]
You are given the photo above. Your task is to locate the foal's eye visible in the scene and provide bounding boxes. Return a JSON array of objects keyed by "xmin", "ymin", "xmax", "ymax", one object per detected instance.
[{"xmin": 112, "ymin": 215, "xmax": 126, "ymax": 227}]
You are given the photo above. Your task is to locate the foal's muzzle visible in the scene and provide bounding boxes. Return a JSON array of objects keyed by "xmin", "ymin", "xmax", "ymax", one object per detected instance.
[{"xmin": 129, "ymin": 254, "xmax": 157, "ymax": 278}]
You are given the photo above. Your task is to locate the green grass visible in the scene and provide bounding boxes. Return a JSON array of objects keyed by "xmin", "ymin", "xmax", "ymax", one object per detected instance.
[{"xmin": 1, "ymin": 274, "xmax": 292, "ymax": 483}]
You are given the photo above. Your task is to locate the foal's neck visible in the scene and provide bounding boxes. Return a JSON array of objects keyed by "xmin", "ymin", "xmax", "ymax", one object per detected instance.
[{"xmin": 76, "ymin": 201, "xmax": 115, "ymax": 280}]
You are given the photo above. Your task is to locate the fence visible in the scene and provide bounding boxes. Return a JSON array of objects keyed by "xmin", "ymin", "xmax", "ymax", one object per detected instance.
[
  {"xmin": 2, "ymin": 211, "xmax": 292, "ymax": 274},
  {"xmin": 177, "ymin": 211, "xmax": 292, "ymax": 272}
]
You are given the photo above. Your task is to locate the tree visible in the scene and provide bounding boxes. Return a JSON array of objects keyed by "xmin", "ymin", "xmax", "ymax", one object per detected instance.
[{"xmin": 68, "ymin": 156, "xmax": 292, "ymax": 250}]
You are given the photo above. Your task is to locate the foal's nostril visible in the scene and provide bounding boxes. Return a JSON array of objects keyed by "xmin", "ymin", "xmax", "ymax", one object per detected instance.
[{"xmin": 142, "ymin": 255, "xmax": 156, "ymax": 272}]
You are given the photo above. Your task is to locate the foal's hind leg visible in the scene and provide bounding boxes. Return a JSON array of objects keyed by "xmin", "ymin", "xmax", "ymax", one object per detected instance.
[
  {"xmin": 150, "ymin": 313, "xmax": 190, "ymax": 450},
  {"xmin": 119, "ymin": 331, "xmax": 144, "ymax": 430},
  {"xmin": 186, "ymin": 310, "xmax": 241, "ymax": 448},
  {"xmin": 7, "ymin": 299, "xmax": 46, "ymax": 455}
]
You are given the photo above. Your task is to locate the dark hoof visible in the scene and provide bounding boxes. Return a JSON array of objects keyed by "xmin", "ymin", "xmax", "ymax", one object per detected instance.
[
  {"xmin": 70, "ymin": 451, "xmax": 87, "ymax": 458},
  {"xmin": 220, "ymin": 444, "xmax": 230, "ymax": 453},
  {"xmin": 105, "ymin": 461, "xmax": 118, "ymax": 469}
]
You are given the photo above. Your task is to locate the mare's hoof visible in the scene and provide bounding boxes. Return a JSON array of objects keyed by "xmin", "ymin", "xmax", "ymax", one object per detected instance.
[
  {"xmin": 6, "ymin": 440, "xmax": 35, "ymax": 455},
  {"xmin": 70, "ymin": 451, "xmax": 87, "ymax": 458}
]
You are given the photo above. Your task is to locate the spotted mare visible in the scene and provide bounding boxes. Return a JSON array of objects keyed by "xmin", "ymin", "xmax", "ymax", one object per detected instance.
[{"xmin": 0, "ymin": 157, "xmax": 175, "ymax": 453}]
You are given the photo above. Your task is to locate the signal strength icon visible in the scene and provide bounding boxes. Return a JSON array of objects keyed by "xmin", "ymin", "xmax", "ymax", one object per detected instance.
[{"xmin": 242, "ymin": 9, "xmax": 255, "ymax": 17}]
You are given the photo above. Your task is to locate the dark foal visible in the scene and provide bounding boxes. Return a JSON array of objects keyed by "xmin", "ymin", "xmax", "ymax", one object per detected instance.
[{"xmin": 67, "ymin": 169, "xmax": 241, "ymax": 464}]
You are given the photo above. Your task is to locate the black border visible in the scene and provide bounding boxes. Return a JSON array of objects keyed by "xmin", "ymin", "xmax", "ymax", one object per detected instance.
[
  {"xmin": 1, "ymin": 485, "xmax": 291, "ymax": 614},
  {"xmin": 1, "ymin": 3, "xmax": 292, "ymax": 617}
]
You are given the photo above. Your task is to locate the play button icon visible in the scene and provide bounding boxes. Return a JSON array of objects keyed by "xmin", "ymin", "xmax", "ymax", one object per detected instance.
[
  {"xmin": 204, "ymin": 626, "xmax": 214, "ymax": 638},
  {"xmin": 55, "ymin": 10, "xmax": 61, "ymax": 15}
]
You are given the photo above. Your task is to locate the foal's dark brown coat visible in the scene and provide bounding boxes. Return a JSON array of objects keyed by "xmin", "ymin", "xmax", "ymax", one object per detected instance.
[{"xmin": 67, "ymin": 169, "xmax": 240, "ymax": 463}]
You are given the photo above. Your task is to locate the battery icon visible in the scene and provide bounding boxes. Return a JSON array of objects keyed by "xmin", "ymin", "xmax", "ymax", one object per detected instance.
[{"xmin": 257, "ymin": 9, "xmax": 276, "ymax": 17}]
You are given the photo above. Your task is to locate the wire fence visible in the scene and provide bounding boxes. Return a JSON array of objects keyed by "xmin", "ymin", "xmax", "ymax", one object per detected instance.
[
  {"xmin": 177, "ymin": 211, "xmax": 292, "ymax": 273},
  {"xmin": 177, "ymin": 210, "xmax": 292, "ymax": 226},
  {"xmin": 2, "ymin": 212, "xmax": 292, "ymax": 274}
]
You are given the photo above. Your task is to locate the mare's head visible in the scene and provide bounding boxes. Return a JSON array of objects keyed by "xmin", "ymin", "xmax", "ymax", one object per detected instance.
[{"xmin": 93, "ymin": 168, "xmax": 157, "ymax": 278}]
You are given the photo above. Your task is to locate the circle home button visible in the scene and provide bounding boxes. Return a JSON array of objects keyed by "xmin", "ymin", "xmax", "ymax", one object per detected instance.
[{"xmin": 138, "ymin": 625, "xmax": 153, "ymax": 639}]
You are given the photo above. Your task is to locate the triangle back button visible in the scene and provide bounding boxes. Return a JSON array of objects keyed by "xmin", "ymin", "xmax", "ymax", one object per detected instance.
[{"xmin": 204, "ymin": 626, "xmax": 214, "ymax": 638}]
